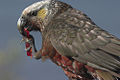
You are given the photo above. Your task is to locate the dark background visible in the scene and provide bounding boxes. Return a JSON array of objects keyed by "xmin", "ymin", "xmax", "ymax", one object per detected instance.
[{"xmin": 0, "ymin": 0, "xmax": 120, "ymax": 80}]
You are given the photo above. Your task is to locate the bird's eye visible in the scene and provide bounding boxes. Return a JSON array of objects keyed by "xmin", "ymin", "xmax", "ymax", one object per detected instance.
[{"xmin": 28, "ymin": 11, "xmax": 37, "ymax": 16}]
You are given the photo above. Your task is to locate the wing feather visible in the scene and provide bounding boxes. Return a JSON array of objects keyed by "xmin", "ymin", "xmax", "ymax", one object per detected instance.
[{"xmin": 48, "ymin": 8, "xmax": 120, "ymax": 75}]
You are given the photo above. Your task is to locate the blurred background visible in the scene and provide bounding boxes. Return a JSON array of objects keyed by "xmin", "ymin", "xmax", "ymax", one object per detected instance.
[{"xmin": 0, "ymin": 0, "xmax": 120, "ymax": 80}]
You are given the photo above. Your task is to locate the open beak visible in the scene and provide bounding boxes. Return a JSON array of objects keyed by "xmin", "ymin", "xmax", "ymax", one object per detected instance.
[{"xmin": 17, "ymin": 17, "xmax": 38, "ymax": 58}]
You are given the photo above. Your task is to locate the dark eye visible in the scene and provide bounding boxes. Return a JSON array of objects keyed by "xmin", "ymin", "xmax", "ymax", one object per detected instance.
[{"xmin": 28, "ymin": 11, "xmax": 37, "ymax": 16}]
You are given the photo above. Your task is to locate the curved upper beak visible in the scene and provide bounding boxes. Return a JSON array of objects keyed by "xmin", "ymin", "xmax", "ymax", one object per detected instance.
[{"xmin": 17, "ymin": 17, "xmax": 27, "ymax": 36}]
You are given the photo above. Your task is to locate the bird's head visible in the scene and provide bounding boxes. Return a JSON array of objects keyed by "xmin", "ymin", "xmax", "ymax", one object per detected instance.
[
  {"xmin": 17, "ymin": 0, "xmax": 57, "ymax": 57},
  {"xmin": 17, "ymin": 0, "xmax": 57, "ymax": 36},
  {"xmin": 17, "ymin": 0, "xmax": 72, "ymax": 36},
  {"xmin": 17, "ymin": 0, "xmax": 71, "ymax": 58}
]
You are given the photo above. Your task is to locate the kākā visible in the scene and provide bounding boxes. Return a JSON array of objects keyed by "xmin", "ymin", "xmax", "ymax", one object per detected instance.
[{"xmin": 17, "ymin": 0, "xmax": 120, "ymax": 80}]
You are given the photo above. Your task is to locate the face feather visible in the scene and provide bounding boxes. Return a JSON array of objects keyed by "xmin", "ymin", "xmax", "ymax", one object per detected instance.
[{"xmin": 37, "ymin": 8, "xmax": 48, "ymax": 20}]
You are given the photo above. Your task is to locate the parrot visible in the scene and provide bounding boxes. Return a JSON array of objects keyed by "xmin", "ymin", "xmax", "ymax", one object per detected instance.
[{"xmin": 17, "ymin": 0, "xmax": 120, "ymax": 80}]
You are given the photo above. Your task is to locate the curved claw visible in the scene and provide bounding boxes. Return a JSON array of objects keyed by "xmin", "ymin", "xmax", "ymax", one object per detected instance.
[
  {"xmin": 27, "ymin": 35, "xmax": 41, "ymax": 59},
  {"xmin": 28, "ymin": 35, "xmax": 37, "ymax": 52},
  {"xmin": 33, "ymin": 50, "xmax": 42, "ymax": 60}
]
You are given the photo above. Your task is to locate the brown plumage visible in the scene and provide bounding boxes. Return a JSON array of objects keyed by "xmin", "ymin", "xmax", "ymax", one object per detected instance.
[{"xmin": 17, "ymin": 0, "xmax": 120, "ymax": 80}]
